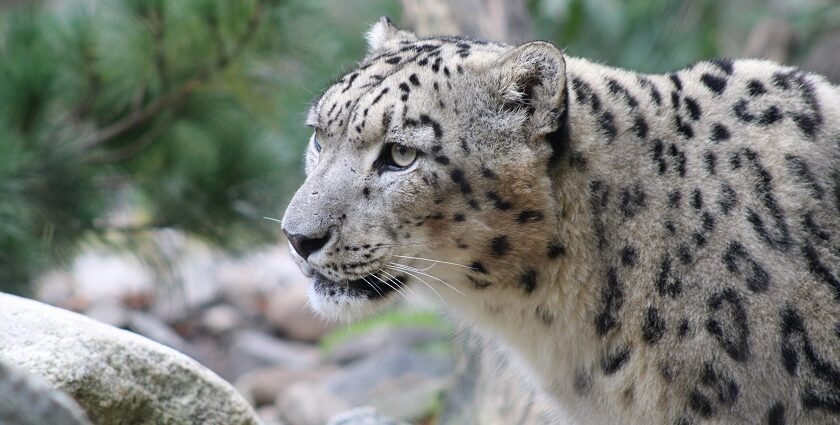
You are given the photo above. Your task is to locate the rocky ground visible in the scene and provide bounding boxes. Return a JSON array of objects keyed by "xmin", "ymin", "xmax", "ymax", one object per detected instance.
[{"xmin": 34, "ymin": 232, "xmax": 455, "ymax": 425}]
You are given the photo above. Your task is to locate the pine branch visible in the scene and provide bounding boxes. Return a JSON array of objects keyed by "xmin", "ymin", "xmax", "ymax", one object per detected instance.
[
  {"xmin": 78, "ymin": 1, "xmax": 267, "ymax": 152},
  {"xmin": 78, "ymin": 79, "xmax": 197, "ymax": 149},
  {"xmin": 87, "ymin": 114, "xmax": 172, "ymax": 163}
]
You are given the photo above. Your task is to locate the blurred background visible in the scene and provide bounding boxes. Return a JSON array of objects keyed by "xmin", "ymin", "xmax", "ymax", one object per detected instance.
[{"xmin": 0, "ymin": 0, "xmax": 837, "ymax": 424}]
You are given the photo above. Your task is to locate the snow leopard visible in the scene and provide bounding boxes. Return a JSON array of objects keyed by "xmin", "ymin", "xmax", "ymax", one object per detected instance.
[{"xmin": 280, "ymin": 17, "xmax": 840, "ymax": 425}]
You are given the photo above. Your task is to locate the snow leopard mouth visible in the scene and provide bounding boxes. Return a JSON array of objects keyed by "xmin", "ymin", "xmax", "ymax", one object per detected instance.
[{"xmin": 311, "ymin": 271, "xmax": 408, "ymax": 299}]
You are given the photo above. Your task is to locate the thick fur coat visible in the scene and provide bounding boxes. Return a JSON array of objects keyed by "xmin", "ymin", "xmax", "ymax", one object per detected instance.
[{"xmin": 281, "ymin": 18, "xmax": 840, "ymax": 425}]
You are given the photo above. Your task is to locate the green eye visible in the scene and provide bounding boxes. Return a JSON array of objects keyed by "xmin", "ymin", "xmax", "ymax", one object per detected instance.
[{"xmin": 387, "ymin": 143, "xmax": 417, "ymax": 168}]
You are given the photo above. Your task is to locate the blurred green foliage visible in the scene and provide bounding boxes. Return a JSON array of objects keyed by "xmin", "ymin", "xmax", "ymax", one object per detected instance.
[
  {"xmin": 0, "ymin": 0, "xmax": 396, "ymax": 293},
  {"xmin": 530, "ymin": 0, "xmax": 839, "ymax": 73}
]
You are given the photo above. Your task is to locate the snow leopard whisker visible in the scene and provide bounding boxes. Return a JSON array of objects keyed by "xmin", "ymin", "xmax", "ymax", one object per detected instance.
[
  {"xmin": 368, "ymin": 273, "xmax": 410, "ymax": 300},
  {"xmin": 382, "ymin": 267, "xmax": 446, "ymax": 305},
  {"xmin": 361, "ymin": 276, "xmax": 385, "ymax": 298},
  {"xmin": 386, "ymin": 263, "xmax": 464, "ymax": 296},
  {"xmin": 392, "ymin": 255, "xmax": 475, "ymax": 270}
]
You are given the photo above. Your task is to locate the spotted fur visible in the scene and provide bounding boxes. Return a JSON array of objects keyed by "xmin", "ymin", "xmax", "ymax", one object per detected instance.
[{"xmin": 282, "ymin": 17, "xmax": 840, "ymax": 425}]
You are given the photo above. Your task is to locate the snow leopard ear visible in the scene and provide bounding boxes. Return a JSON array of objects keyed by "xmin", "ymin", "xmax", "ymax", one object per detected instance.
[
  {"xmin": 494, "ymin": 41, "xmax": 567, "ymax": 137},
  {"xmin": 365, "ymin": 16, "xmax": 416, "ymax": 53}
]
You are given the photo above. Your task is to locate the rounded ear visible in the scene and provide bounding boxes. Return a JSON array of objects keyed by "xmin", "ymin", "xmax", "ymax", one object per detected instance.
[
  {"xmin": 494, "ymin": 41, "xmax": 567, "ymax": 137},
  {"xmin": 365, "ymin": 16, "xmax": 417, "ymax": 53}
]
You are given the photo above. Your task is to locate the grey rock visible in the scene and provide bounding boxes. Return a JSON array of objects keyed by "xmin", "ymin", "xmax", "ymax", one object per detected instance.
[
  {"xmin": 328, "ymin": 326, "xmax": 448, "ymax": 365},
  {"xmin": 327, "ymin": 408, "xmax": 409, "ymax": 425},
  {"xmin": 83, "ymin": 301, "xmax": 128, "ymax": 328},
  {"xmin": 0, "ymin": 360, "xmax": 92, "ymax": 425},
  {"xmin": 126, "ymin": 310, "xmax": 190, "ymax": 352},
  {"xmin": 228, "ymin": 330, "xmax": 322, "ymax": 379},
  {"xmin": 0, "ymin": 293, "xmax": 260, "ymax": 425},
  {"xmin": 277, "ymin": 381, "xmax": 349, "ymax": 425},
  {"xmin": 201, "ymin": 304, "xmax": 243, "ymax": 335},
  {"xmin": 264, "ymin": 282, "xmax": 333, "ymax": 342},
  {"xmin": 235, "ymin": 365, "xmax": 339, "ymax": 407},
  {"xmin": 326, "ymin": 347, "xmax": 453, "ymax": 421},
  {"xmin": 217, "ymin": 246, "xmax": 301, "ymax": 313},
  {"xmin": 257, "ymin": 405, "xmax": 288, "ymax": 425}
]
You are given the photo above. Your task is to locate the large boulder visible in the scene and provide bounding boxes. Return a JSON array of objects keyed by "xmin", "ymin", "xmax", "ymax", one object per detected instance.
[{"xmin": 0, "ymin": 293, "xmax": 260, "ymax": 425}]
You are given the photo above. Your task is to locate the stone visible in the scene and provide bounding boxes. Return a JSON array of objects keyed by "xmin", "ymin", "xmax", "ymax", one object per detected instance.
[
  {"xmin": 149, "ymin": 232, "xmax": 225, "ymax": 322},
  {"xmin": 228, "ymin": 330, "xmax": 322, "ymax": 379},
  {"xmin": 200, "ymin": 304, "xmax": 243, "ymax": 335},
  {"xmin": 126, "ymin": 310, "xmax": 190, "ymax": 352},
  {"xmin": 326, "ymin": 347, "xmax": 453, "ymax": 422},
  {"xmin": 235, "ymin": 365, "xmax": 339, "ymax": 407},
  {"xmin": 328, "ymin": 326, "xmax": 448, "ymax": 365},
  {"xmin": 0, "ymin": 360, "xmax": 92, "ymax": 425},
  {"xmin": 83, "ymin": 301, "xmax": 128, "ymax": 328},
  {"xmin": 0, "ymin": 293, "xmax": 260, "ymax": 425},
  {"xmin": 34, "ymin": 251, "xmax": 155, "ymax": 311},
  {"xmin": 277, "ymin": 381, "xmax": 349, "ymax": 425},
  {"xmin": 218, "ymin": 245, "xmax": 302, "ymax": 313},
  {"xmin": 264, "ymin": 282, "xmax": 333, "ymax": 342},
  {"xmin": 71, "ymin": 251, "xmax": 156, "ymax": 307},
  {"xmin": 257, "ymin": 405, "xmax": 288, "ymax": 425},
  {"xmin": 327, "ymin": 407, "xmax": 410, "ymax": 425}
]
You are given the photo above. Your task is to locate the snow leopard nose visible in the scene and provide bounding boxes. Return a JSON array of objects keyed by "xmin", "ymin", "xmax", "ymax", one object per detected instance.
[{"xmin": 285, "ymin": 230, "xmax": 331, "ymax": 261}]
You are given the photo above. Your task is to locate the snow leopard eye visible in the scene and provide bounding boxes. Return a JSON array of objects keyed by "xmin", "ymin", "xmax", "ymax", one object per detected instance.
[{"xmin": 386, "ymin": 143, "xmax": 417, "ymax": 169}]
